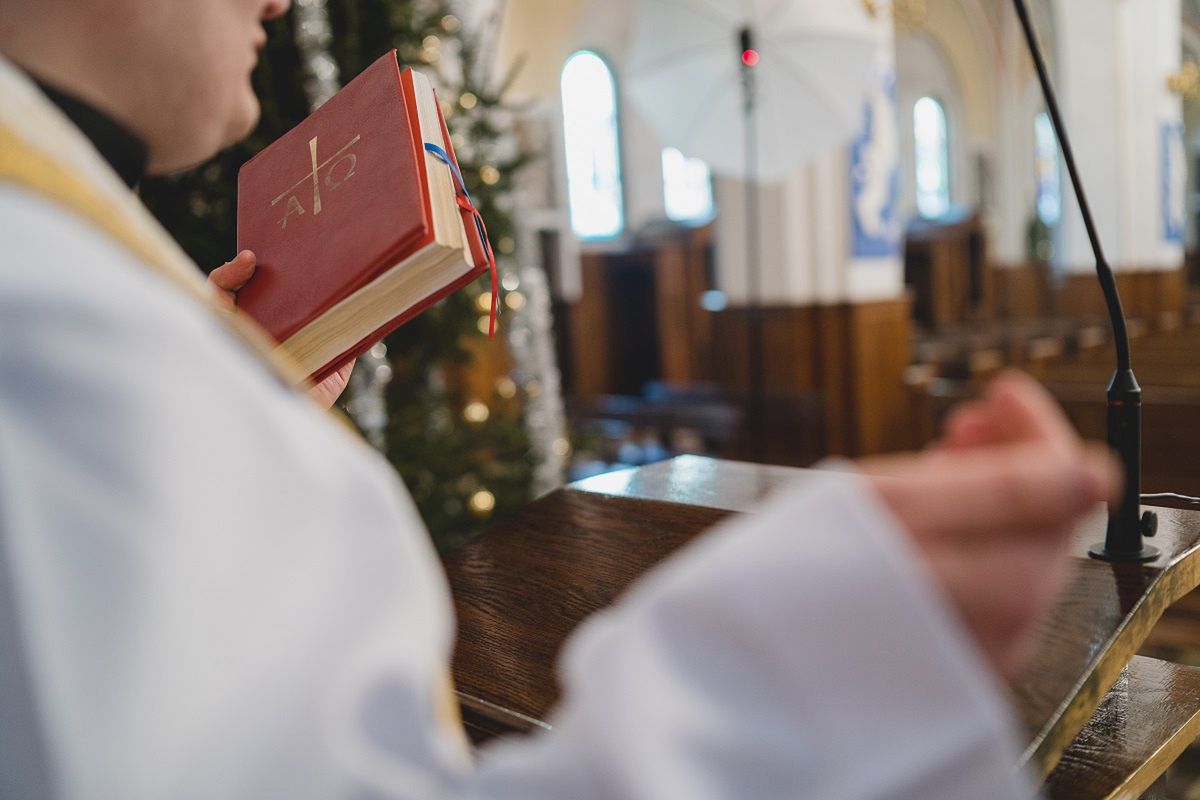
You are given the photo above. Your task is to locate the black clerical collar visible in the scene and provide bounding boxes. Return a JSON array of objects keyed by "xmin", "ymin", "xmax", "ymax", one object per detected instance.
[{"xmin": 30, "ymin": 75, "xmax": 148, "ymax": 188}]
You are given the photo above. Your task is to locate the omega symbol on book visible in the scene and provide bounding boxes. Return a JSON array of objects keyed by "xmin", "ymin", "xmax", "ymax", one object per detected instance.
[{"xmin": 271, "ymin": 134, "xmax": 362, "ymax": 229}]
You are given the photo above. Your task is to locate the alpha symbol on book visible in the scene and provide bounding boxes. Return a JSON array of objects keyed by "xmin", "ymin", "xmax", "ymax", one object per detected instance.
[{"xmin": 271, "ymin": 134, "xmax": 362, "ymax": 229}]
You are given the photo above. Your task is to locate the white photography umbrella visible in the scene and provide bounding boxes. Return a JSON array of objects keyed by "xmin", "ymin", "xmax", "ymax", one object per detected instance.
[
  {"xmin": 625, "ymin": 0, "xmax": 885, "ymax": 461},
  {"xmin": 626, "ymin": 0, "xmax": 882, "ymax": 180}
]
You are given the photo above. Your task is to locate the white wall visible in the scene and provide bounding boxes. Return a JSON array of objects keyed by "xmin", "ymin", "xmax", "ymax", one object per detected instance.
[
  {"xmin": 1051, "ymin": 0, "xmax": 1183, "ymax": 272},
  {"xmin": 1116, "ymin": 0, "xmax": 1185, "ymax": 270}
]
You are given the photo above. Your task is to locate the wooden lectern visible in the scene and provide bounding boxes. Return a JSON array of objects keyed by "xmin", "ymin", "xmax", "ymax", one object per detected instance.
[{"xmin": 442, "ymin": 456, "xmax": 1200, "ymax": 797}]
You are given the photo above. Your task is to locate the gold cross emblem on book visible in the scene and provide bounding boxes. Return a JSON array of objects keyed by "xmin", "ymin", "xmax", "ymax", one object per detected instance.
[{"xmin": 271, "ymin": 134, "xmax": 362, "ymax": 229}]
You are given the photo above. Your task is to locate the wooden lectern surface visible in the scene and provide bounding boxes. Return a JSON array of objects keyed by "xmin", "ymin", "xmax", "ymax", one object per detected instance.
[
  {"xmin": 1014, "ymin": 502, "xmax": 1200, "ymax": 778},
  {"xmin": 442, "ymin": 455, "xmax": 1200, "ymax": 788},
  {"xmin": 1044, "ymin": 656, "xmax": 1200, "ymax": 800}
]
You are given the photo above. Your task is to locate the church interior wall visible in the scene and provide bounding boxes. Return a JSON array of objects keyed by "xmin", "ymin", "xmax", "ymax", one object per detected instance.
[{"xmin": 488, "ymin": 0, "xmax": 1196, "ymax": 464}]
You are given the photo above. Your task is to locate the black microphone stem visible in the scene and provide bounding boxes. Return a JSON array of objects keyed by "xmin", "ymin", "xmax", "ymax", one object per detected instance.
[{"xmin": 1010, "ymin": 0, "xmax": 1157, "ymax": 561}]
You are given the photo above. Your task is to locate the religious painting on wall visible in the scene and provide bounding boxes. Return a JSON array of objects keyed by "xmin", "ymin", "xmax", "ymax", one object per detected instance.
[
  {"xmin": 849, "ymin": 71, "xmax": 901, "ymax": 259},
  {"xmin": 1162, "ymin": 120, "xmax": 1186, "ymax": 244}
]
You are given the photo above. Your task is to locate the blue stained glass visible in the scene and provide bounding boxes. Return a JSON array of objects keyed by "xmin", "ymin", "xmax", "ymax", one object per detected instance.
[{"xmin": 1035, "ymin": 112, "xmax": 1062, "ymax": 226}]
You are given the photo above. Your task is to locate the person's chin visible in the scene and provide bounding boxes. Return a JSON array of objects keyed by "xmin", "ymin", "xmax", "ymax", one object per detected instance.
[
  {"xmin": 149, "ymin": 115, "xmax": 255, "ymax": 176},
  {"xmin": 229, "ymin": 91, "xmax": 262, "ymax": 142}
]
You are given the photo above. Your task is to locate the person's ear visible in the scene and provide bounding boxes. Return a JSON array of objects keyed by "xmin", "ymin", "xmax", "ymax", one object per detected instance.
[{"xmin": 261, "ymin": 0, "xmax": 289, "ymax": 22}]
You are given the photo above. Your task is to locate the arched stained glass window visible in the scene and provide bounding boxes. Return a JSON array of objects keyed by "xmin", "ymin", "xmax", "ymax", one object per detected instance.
[
  {"xmin": 913, "ymin": 96, "xmax": 950, "ymax": 218},
  {"xmin": 561, "ymin": 51, "xmax": 624, "ymax": 240},
  {"xmin": 662, "ymin": 147, "xmax": 715, "ymax": 225},
  {"xmin": 1034, "ymin": 111, "xmax": 1062, "ymax": 226}
]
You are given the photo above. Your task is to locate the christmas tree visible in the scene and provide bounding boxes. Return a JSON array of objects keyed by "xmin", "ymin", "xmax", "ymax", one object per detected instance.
[{"xmin": 139, "ymin": 0, "xmax": 537, "ymax": 550}]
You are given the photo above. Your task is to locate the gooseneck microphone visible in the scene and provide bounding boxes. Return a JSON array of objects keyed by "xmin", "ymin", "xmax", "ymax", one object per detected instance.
[{"xmin": 1011, "ymin": 0, "xmax": 1159, "ymax": 561}]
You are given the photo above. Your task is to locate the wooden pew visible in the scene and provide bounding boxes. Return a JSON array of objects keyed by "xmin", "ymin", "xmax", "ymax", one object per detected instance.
[
  {"xmin": 913, "ymin": 317, "xmax": 1105, "ymax": 382},
  {"xmin": 442, "ymin": 457, "xmax": 1200, "ymax": 792}
]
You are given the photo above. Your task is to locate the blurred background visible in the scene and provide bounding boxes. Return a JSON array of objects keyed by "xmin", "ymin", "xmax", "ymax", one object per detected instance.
[{"xmin": 140, "ymin": 0, "xmax": 1200, "ymax": 560}]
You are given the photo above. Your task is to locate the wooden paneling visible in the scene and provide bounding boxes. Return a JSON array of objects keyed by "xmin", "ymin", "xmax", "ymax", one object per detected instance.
[
  {"xmin": 570, "ymin": 253, "xmax": 616, "ymax": 397},
  {"xmin": 848, "ymin": 298, "xmax": 913, "ymax": 454},
  {"xmin": 709, "ymin": 299, "xmax": 912, "ymax": 457},
  {"xmin": 654, "ymin": 226, "xmax": 715, "ymax": 384},
  {"xmin": 710, "ymin": 306, "xmax": 821, "ymax": 395},
  {"xmin": 815, "ymin": 304, "xmax": 852, "ymax": 455},
  {"xmin": 566, "ymin": 230, "xmax": 716, "ymax": 397}
]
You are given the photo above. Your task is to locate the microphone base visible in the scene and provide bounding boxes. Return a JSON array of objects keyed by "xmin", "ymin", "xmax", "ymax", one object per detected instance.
[{"xmin": 1088, "ymin": 542, "xmax": 1160, "ymax": 563}]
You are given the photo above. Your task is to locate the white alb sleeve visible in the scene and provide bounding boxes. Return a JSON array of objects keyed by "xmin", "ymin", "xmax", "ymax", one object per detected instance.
[{"xmin": 461, "ymin": 470, "xmax": 1036, "ymax": 800}]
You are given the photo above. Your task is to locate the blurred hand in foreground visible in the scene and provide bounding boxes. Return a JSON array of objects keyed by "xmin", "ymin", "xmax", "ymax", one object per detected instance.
[
  {"xmin": 209, "ymin": 251, "xmax": 355, "ymax": 409},
  {"xmin": 859, "ymin": 372, "xmax": 1121, "ymax": 681}
]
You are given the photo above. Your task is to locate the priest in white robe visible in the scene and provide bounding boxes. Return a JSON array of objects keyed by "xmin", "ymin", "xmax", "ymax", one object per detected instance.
[{"xmin": 0, "ymin": 1, "xmax": 1119, "ymax": 798}]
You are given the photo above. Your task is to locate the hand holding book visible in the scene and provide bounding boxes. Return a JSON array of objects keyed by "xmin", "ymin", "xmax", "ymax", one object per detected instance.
[{"xmin": 209, "ymin": 250, "xmax": 355, "ymax": 407}]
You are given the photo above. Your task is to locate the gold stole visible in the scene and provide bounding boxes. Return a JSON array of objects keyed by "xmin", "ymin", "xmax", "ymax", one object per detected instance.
[{"xmin": 0, "ymin": 122, "xmax": 310, "ymax": 389}]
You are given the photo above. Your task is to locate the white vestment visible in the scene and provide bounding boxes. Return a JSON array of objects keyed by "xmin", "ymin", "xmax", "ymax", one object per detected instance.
[{"xmin": 0, "ymin": 56, "xmax": 1034, "ymax": 799}]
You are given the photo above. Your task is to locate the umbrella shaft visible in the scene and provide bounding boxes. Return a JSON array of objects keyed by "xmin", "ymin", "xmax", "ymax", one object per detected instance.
[{"xmin": 741, "ymin": 32, "xmax": 764, "ymax": 460}]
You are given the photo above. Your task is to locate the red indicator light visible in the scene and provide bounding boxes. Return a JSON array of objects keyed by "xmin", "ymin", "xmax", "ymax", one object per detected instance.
[{"xmin": 741, "ymin": 49, "xmax": 760, "ymax": 67}]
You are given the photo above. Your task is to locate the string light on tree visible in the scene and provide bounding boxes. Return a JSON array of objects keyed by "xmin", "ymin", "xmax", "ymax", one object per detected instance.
[
  {"xmin": 480, "ymin": 165, "xmax": 501, "ymax": 185},
  {"xmin": 459, "ymin": 92, "xmax": 478, "ymax": 110},
  {"xmin": 469, "ymin": 489, "xmax": 496, "ymax": 517},
  {"xmin": 497, "ymin": 236, "xmax": 516, "ymax": 254},
  {"xmin": 463, "ymin": 401, "xmax": 490, "ymax": 423},
  {"xmin": 496, "ymin": 376, "xmax": 517, "ymax": 399}
]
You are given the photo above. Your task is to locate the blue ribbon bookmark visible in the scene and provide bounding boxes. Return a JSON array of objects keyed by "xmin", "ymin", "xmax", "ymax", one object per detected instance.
[{"xmin": 424, "ymin": 142, "xmax": 500, "ymax": 338}]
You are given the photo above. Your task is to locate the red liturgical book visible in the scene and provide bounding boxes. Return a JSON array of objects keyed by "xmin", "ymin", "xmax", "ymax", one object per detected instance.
[{"xmin": 236, "ymin": 50, "xmax": 490, "ymax": 383}]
